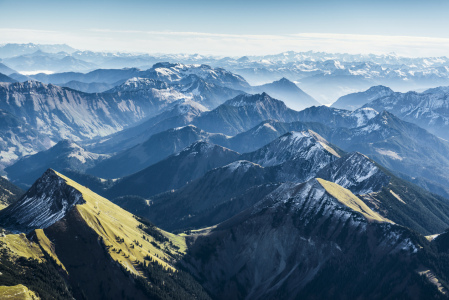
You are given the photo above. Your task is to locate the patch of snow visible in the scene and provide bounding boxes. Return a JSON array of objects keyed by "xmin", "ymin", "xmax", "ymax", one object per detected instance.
[{"xmin": 375, "ymin": 149, "xmax": 403, "ymax": 161}]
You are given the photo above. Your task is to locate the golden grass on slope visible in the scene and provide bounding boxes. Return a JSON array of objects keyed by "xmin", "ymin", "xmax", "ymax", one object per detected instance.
[
  {"xmin": 390, "ymin": 190, "xmax": 406, "ymax": 204},
  {"xmin": 0, "ymin": 284, "xmax": 39, "ymax": 300},
  {"xmin": 0, "ymin": 234, "xmax": 44, "ymax": 261},
  {"xmin": 0, "ymin": 188, "xmax": 16, "ymax": 211},
  {"xmin": 54, "ymin": 170, "xmax": 187, "ymax": 274},
  {"xmin": 316, "ymin": 178, "xmax": 391, "ymax": 223},
  {"xmin": 33, "ymin": 229, "xmax": 67, "ymax": 273},
  {"xmin": 425, "ymin": 234, "xmax": 440, "ymax": 242},
  {"xmin": 308, "ymin": 130, "xmax": 341, "ymax": 158},
  {"xmin": 417, "ymin": 267, "xmax": 448, "ymax": 294}
]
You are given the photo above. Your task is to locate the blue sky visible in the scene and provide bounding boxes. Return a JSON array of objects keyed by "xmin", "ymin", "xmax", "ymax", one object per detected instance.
[{"xmin": 1, "ymin": 0, "xmax": 449, "ymax": 56}]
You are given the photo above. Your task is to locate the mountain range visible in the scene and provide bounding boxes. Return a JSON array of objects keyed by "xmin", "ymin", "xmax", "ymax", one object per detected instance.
[
  {"xmin": 71, "ymin": 129, "xmax": 449, "ymax": 237},
  {"xmin": 0, "ymin": 65, "xmax": 249, "ymax": 167},
  {"xmin": 5, "ymin": 140, "xmax": 108, "ymax": 188},
  {"xmin": 3, "ymin": 43, "xmax": 449, "ymax": 103},
  {"xmin": 1, "ymin": 168, "xmax": 448, "ymax": 299},
  {"xmin": 361, "ymin": 87, "xmax": 449, "ymax": 140},
  {"xmin": 8, "ymin": 89, "xmax": 449, "ymax": 202},
  {"xmin": 251, "ymin": 77, "xmax": 320, "ymax": 110},
  {"xmin": 2, "ymin": 45, "xmax": 449, "ymax": 299},
  {"xmin": 0, "ymin": 169, "xmax": 210, "ymax": 299},
  {"xmin": 331, "ymin": 85, "xmax": 394, "ymax": 110}
]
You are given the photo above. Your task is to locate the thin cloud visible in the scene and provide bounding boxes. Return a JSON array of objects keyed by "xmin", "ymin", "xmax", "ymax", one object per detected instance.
[{"xmin": 1, "ymin": 28, "xmax": 449, "ymax": 57}]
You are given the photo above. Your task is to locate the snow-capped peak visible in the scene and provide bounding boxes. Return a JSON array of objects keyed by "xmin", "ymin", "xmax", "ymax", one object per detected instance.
[
  {"xmin": 351, "ymin": 107, "xmax": 379, "ymax": 127},
  {"xmin": 226, "ymin": 93, "xmax": 275, "ymax": 107},
  {"xmin": 225, "ymin": 160, "xmax": 260, "ymax": 172},
  {"xmin": 317, "ymin": 152, "xmax": 390, "ymax": 194},
  {"xmin": 243, "ymin": 130, "xmax": 340, "ymax": 168},
  {"xmin": 0, "ymin": 169, "xmax": 85, "ymax": 233},
  {"xmin": 111, "ymin": 77, "xmax": 169, "ymax": 92}
]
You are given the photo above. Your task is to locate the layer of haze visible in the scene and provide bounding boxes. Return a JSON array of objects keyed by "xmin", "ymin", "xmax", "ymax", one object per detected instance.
[{"xmin": 0, "ymin": 0, "xmax": 448, "ymax": 57}]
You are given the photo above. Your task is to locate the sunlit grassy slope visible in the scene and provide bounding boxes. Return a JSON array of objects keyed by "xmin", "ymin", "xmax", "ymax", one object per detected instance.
[
  {"xmin": 0, "ymin": 169, "xmax": 191, "ymax": 298},
  {"xmin": 317, "ymin": 178, "xmax": 391, "ymax": 223},
  {"xmin": 0, "ymin": 233, "xmax": 44, "ymax": 261},
  {"xmin": 33, "ymin": 229, "xmax": 67, "ymax": 273},
  {"xmin": 0, "ymin": 232, "xmax": 72, "ymax": 299},
  {"xmin": 54, "ymin": 170, "xmax": 186, "ymax": 273},
  {"xmin": 0, "ymin": 284, "xmax": 39, "ymax": 300}
]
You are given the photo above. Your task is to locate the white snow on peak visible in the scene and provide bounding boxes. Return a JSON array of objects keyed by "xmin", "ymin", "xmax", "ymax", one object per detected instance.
[
  {"xmin": 1, "ymin": 171, "xmax": 86, "ymax": 233},
  {"xmin": 351, "ymin": 107, "xmax": 379, "ymax": 127},
  {"xmin": 226, "ymin": 160, "xmax": 258, "ymax": 172},
  {"xmin": 326, "ymin": 152, "xmax": 388, "ymax": 194},
  {"xmin": 254, "ymin": 122, "xmax": 279, "ymax": 135},
  {"xmin": 249, "ymin": 130, "xmax": 338, "ymax": 169},
  {"xmin": 174, "ymin": 99, "xmax": 209, "ymax": 114}
]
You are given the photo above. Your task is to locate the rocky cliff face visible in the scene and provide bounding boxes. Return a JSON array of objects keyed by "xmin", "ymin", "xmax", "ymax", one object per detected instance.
[
  {"xmin": 363, "ymin": 88, "xmax": 449, "ymax": 140},
  {"xmin": 182, "ymin": 178, "xmax": 423, "ymax": 300},
  {"xmin": 0, "ymin": 80, "xmax": 184, "ymax": 142},
  {"xmin": 0, "ymin": 169, "xmax": 85, "ymax": 233}
]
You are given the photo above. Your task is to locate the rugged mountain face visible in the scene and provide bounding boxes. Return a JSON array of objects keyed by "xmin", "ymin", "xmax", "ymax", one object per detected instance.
[
  {"xmin": 326, "ymin": 110, "xmax": 449, "ymax": 199},
  {"xmin": 313, "ymin": 150, "xmax": 449, "ymax": 235},
  {"xmin": 193, "ymin": 93, "xmax": 301, "ymax": 135},
  {"xmin": 0, "ymin": 170, "xmax": 210, "ymax": 299},
  {"xmin": 88, "ymin": 125, "xmax": 228, "ymax": 179},
  {"xmin": 0, "ymin": 80, "xmax": 186, "ymax": 142},
  {"xmin": 0, "ymin": 176, "xmax": 24, "ymax": 210},
  {"xmin": 227, "ymin": 120, "xmax": 332, "ymax": 153},
  {"xmin": 362, "ymin": 88, "xmax": 449, "ymax": 140},
  {"xmin": 0, "ymin": 169, "xmax": 86, "ymax": 233},
  {"xmin": 253, "ymin": 77, "xmax": 320, "ymax": 110},
  {"xmin": 107, "ymin": 142, "xmax": 241, "ymax": 199},
  {"xmin": 178, "ymin": 74, "xmax": 244, "ymax": 108},
  {"xmin": 30, "ymin": 62, "xmax": 250, "ymax": 91},
  {"xmin": 242, "ymin": 131, "xmax": 341, "ymax": 167},
  {"xmin": 213, "ymin": 107, "xmax": 449, "ymax": 199},
  {"xmin": 113, "ymin": 128, "xmax": 449, "ymax": 235},
  {"xmin": 241, "ymin": 131, "xmax": 342, "ymax": 184},
  {"xmin": 87, "ymin": 100, "xmax": 209, "ymax": 154},
  {"xmin": 182, "ymin": 178, "xmax": 439, "ymax": 300},
  {"xmin": 220, "ymin": 106, "xmax": 376, "ymax": 154},
  {"xmin": 141, "ymin": 62, "xmax": 250, "ymax": 91},
  {"xmin": 89, "ymin": 92, "xmax": 301, "ymax": 155},
  {"xmin": 106, "ymin": 77, "xmax": 170, "ymax": 92},
  {"xmin": 297, "ymin": 105, "xmax": 378, "ymax": 128},
  {"xmin": 109, "ymin": 75, "xmax": 242, "ymax": 110},
  {"xmin": 0, "ymin": 109, "xmax": 53, "ymax": 170},
  {"xmin": 5, "ymin": 140, "xmax": 107, "ymax": 188},
  {"xmin": 332, "ymin": 85, "xmax": 394, "ymax": 110},
  {"xmin": 317, "ymin": 152, "xmax": 390, "ymax": 195},
  {"xmin": 60, "ymin": 80, "xmax": 113, "ymax": 93},
  {"xmin": 125, "ymin": 132, "xmax": 339, "ymax": 230},
  {"xmin": 146, "ymin": 161, "xmax": 276, "ymax": 231}
]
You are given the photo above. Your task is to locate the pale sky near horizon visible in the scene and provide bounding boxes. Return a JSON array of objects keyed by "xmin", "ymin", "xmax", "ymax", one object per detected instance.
[{"xmin": 1, "ymin": 0, "xmax": 449, "ymax": 57}]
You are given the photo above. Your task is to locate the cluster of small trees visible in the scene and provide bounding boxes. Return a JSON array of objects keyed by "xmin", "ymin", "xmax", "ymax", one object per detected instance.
[
  {"xmin": 135, "ymin": 216, "xmax": 169, "ymax": 243},
  {"xmin": 0, "ymin": 245, "xmax": 73, "ymax": 299},
  {"xmin": 130, "ymin": 258, "xmax": 211, "ymax": 300}
]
